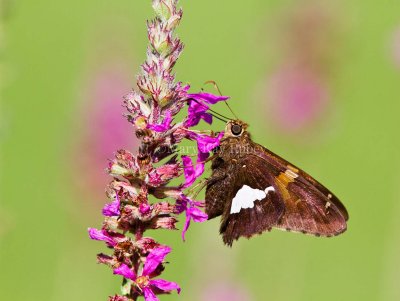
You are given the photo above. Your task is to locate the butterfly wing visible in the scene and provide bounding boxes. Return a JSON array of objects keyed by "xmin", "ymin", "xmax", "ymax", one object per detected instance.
[
  {"xmin": 206, "ymin": 154, "xmax": 285, "ymax": 246},
  {"xmin": 274, "ymin": 177, "xmax": 348, "ymax": 236},
  {"xmin": 251, "ymin": 142, "xmax": 348, "ymax": 236}
]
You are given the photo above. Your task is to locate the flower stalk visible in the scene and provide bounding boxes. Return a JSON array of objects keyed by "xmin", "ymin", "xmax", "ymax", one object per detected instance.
[{"xmin": 89, "ymin": 1, "xmax": 230, "ymax": 300}]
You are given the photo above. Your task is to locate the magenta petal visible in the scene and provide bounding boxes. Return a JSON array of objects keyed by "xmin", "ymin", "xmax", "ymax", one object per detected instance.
[
  {"xmin": 182, "ymin": 213, "xmax": 191, "ymax": 241},
  {"xmin": 185, "ymin": 101, "xmax": 210, "ymax": 127},
  {"xmin": 189, "ymin": 100, "xmax": 209, "ymax": 114},
  {"xmin": 150, "ymin": 279, "xmax": 181, "ymax": 294},
  {"xmin": 174, "ymin": 196, "xmax": 188, "ymax": 215},
  {"xmin": 143, "ymin": 287, "xmax": 159, "ymax": 301},
  {"xmin": 184, "ymin": 116, "xmax": 200, "ymax": 128},
  {"xmin": 182, "ymin": 207, "xmax": 207, "ymax": 241},
  {"xmin": 187, "ymin": 92, "xmax": 229, "ymax": 104},
  {"xmin": 194, "ymin": 151, "xmax": 209, "ymax": 177},
  {"xmin": 102, "ymin": 195, "xmax": 121, "ymax": 217},
  {"xmin": 143, "ymin": 246, "xmax": 172, "ymax": 276},
  {"xmin": 185, "ymin": 94, "xmax": 226, "ymax": 127},
  {"xmin": 179, "ymin": 195, "xmax": 208, "ymax": 241},
  {"xmin": 88, "ymin": 228, "xmax": 117, "ymax": 246},
  {"xmin": 196, "ymin": 132, "xmax": 224, "ymax": 153},
  {"xmin": 140, "ymin": 203, "xmax": 152, "ymax": 215},
  {"xmin": 113, "ymin": 264, "xmax": 136, "ymax": 281},
  {"xmin": 182, "ymin": 151, "xmax": 209, "ymax": 188},
  {"xmin": 193, "ymin": 162, "xmax": 205, "ymax": 182},
  {"xmin": 182, "ymin": 156, "xmax": 195, "ymax": 187},
  {"xmin": 202, "ymin": 112, "xmax": 213, "ymax": 124},
  {"xmin": 187, "ymin": 207, "xmax": 208, "ymax": 223}
]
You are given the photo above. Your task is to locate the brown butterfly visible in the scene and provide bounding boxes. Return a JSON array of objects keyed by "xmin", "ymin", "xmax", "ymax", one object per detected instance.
[{"xmin": 205, "ymin": 119, "xmax": 349, "ymax": 246}]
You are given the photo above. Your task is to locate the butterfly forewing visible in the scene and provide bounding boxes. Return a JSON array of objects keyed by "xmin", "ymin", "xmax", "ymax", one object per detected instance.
[{"xmin": 255, "ymin": 141, "xmax": 349, "ymax": 221}]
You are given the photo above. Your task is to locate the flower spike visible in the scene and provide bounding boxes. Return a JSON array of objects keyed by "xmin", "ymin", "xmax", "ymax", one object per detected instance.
[{"xmin": 89, "ymin": 1, "xmax": 229, "ymax": 300}]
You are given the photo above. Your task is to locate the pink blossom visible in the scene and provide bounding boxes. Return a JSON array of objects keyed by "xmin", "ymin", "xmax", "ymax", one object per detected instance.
[
  {"xmin": 140, "ymin": 203, "xmax": 152, "ymax": 215},
  {"xmin": 182, "ymin": 155, "xmax": 205, "ymax": 188},
  {"xmin": 176, "ymin": 195, "xmax": 208, "ymax": 241},
  {"xmin": 148, "ymin": 163, "xmax": 181, "ymax": 187},
  {"xmin": 194, "ymin": 131, "xmax": 224, "ymax": 153},
  {"xmin": 185, "ymin": 100, "xmax": 213, "ymax": 127},
  {"xmin": 113, "ymin": 247, "xmax": 181, "ymax": 301},
  {"xmin": 88, "ymin": 228, "xmax": 126, "ymax": 247},
  {"xmin": 75, "ymin": 65, "xmax": 139, "ymax": 200},
  {"xmin": 181, "ymin": 132, "xmax": 224, "ymax": 187},
  {"xmin": 259, "ymin": 2, "xmax": 339, "ymax": 134},
  {"xmin": 267, "ymin": 66, "xmax": 329, "ymax": 133},
  {"xmin": 89, "ymin": 1, "xmax": 229, "ymax": 300},
  {"xmin": 102, "ymin": 195, "xmax": 121, "ymax": 217},
  {"xmin": 185, "ymin": 93, "xmax": 229, "ymax": 127}
]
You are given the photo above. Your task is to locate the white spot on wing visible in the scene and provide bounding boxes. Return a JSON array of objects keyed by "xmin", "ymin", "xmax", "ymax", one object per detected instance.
[
  {"xmin": 265, "ymin": 186, "xmax": 275, "ymax": 194},
  {"xmin": 230, "ymin": 185, "xmax": 275, "ymax": 214}
]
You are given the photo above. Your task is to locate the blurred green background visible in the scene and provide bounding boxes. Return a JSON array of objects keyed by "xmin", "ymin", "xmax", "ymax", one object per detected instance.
[{"xmin": 1, "ymin": 0, "xmax": 400, "ymax": 300}]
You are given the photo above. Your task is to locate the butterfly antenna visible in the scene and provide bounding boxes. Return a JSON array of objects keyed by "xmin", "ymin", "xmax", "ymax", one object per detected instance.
[
  {"xmin": 204, "ymin": 80, "xmax": 239, "ymax": 120},
  {"xmin": 209, "ymin": 113, "xmax": 228, "ymax": 123}
]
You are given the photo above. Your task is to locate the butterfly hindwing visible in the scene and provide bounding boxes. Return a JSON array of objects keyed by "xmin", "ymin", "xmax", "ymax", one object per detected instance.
[{"xmin": 217, "ymin": 155, "xmax": 285, "ymax": 246}]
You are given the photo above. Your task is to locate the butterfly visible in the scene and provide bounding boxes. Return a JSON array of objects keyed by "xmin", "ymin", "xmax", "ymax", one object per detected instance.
[{"xmin": 205, "ymin": 119, "xmax": 349, "ymax": 246}]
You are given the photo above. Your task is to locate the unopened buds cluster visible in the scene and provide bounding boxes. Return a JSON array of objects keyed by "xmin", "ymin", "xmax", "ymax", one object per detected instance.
[{"xmin": 88, "ymin": 1, "xmax": 230, "ymax": 300}]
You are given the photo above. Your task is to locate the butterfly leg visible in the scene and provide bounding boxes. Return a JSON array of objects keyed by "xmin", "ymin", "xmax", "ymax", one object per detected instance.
[{"xmin": 187, "ymin": 178, "xmax": 208, "ymax": 199}]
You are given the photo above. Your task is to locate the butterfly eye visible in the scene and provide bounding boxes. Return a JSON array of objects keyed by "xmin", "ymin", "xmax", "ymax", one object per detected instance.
[{"xmin": 231, "ymin": 124, "xmax": 242, "ymax": 136}]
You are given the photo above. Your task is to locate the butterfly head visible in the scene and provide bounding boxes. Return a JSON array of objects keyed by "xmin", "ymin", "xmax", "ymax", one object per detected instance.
[{"xmin": 224, "ymin": 120, "xmax": 248, "ymax": 138}]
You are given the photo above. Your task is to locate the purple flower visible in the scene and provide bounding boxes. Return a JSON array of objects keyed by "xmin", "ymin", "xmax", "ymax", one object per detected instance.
[
  {"xmin": 75, "ymin": 65, "xmax": 140, "ymax": 201},
  {"xmin": 267, "ymin": 66, "xmax": 329, "ymax": 133},
  {"xmin": 194, "ymin": 131, "xmax": 224, "ymax": 153},
  {"xmin": 140, "ymin": 203, "xmax": 152, "ymax": 215},
  {"xmin": 181, "ymin": 155, "xmax": 206, "ymax": 188},
  {"xmin": 90, "ymin": 1, "xmax": 231, "ymax": 299},
  {"xmin": 113, "ymin": 246, "xmax": 181, "ymax": 301},
  {"xmin": 88, "ymin": 228, "xmax": 126, "ymax": 247},
  {"xmin": 102, "ymin": 194, "xmax": 121, "ymax": 217},
  {"xmin": 147, "ymin": 111, "xmax": 173, "ymax": 132},
  {"xmin": 183, "ymin": 207, "xmax": 208, "ymax": 240},
  {"xmin": 181, "ymin": 131, "xmax": 224, "ymax": 187},
  {"xmin": 185, "ymin": 93, "xmax": 229, "ymax": 127},
  {"xmin": 148, "ymin": 163, "xmax": 180, "ymax": 187},
  {"xmin": 185, "ymin": 100, "xmax": 212, "ymax": 127},
  {"xmin": 176, "ymin": 195, "xmax": 208, "ymax": 241}
]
